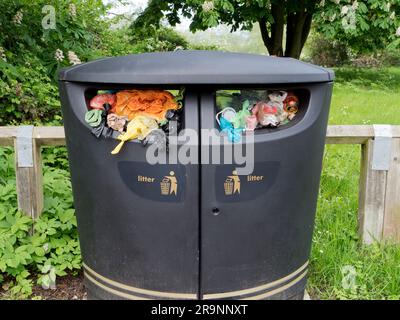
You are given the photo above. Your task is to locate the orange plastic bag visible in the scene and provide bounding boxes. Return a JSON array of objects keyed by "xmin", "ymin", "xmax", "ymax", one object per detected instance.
[{"xmin": 111, "ymin": 90, "xmax": 178, "ymax": 121}]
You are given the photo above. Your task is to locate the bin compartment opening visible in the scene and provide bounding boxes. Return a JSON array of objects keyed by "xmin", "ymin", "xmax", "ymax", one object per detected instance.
[
  {"xmin": 216, "ymin": 89, "xmax": 310, "ymax": 141},
  {"xmin": 83, "ymin": 88, "xmax": 185, "ymax": 154}
]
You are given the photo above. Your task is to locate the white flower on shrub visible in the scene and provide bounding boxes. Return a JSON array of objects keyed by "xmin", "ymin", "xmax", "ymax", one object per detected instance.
[
  {"xmin": 69, "ymin": 3, "xmax": 77, "ymax": 17},
  {"xmin": 12, "ymin": 10, "xmax": 23, "ymax": 25},
  {"xmin": 202, "ymin": 1, "xmax": 214, "ymax": 12},
  {"xmin": 333, "ymin": 0, "xmax": 340, "ymax": 4},
  {"xmin": 352, "ymin": 1, "xmax": 358, "ymax": 10},
  {"xmin": 330, "ymin": 13, "xmax": 337, "ymax": 22},
  {"xmin": 341, "ymin": 5, "xmax": 349, "ymax": 16},
  {"xmin": 390, "ymin": 12, "xmax": 396, "ymax": 20},
  {"xmin": 342, "ymin": 9, "xmax": 357, "ymax": 31},
  {"xmin": 320, "ymin": 0, "xmax": 325, "ymax": 7},
  {"xmin": 396, "ymin": 27, "xmax": 400, "ymax": 37},
  {"xmin": 0, "ymin": 47, "xmax": 6, "ymax": 62},
  {"xmin": 55, "ymin": 49, "xmax": 64, "ymax": 62},
  {"xmin": 43, "ymin": 243, "xmax": 49, "ymax": 252},
  {"xmin": 68, "ymin": 51, "xmax": 81, "ymax": 65},
  {"xmin": 386, "ymin": 2, "xmax": 391, "ymax": 12}
]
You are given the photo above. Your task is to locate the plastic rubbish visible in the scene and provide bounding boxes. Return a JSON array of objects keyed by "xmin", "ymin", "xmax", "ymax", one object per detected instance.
[
  {"xmin": 215, "ymin": 90, "xmax": 300, "ymax": 133},
  {"xmin": 245, "ymin": 115, "xmax": 258, "ymax": 131},
  {"xmin": 218, "ymin": 116, "xmax": 242, "ymax": 143},
  {"xmin": 165, "ymin": 109, "xmax": 178, "ymax": 120},
  {"xmin": 85, "ymin": 109, "xmax": 104, "ymax": 127},
  {"xmin": 219, "ymin": 116, "xmax": 233, "ymax": 131},
  {"xmin": 162, "ymin": 107, "xmax": 182, "ymax": 136},
  {"xmin": 283, "ymin": 92, "xmax": 299, "ymax": 118},
  {"xmin": 107, "ymin": 113, "xmax": 128, "ymax": 132},
  {"xmin": 252, "ymin": 101, "xmax": 280, "ymax": 127},
  {"xmin": 103, "ymin": 103, "xmax": 112, "ymax": 113},
  {"xmin": 89, "ymin": 94, "xmax": 116, "ymax": 110},
  {"xmin": 111, "ymin": 90, "xmax": 179, "ymax": 121},
  {"xmin": 216, "ymin": 107, "xmax": 237, "ymax": 125},
  {"xmin": 91, "ymin": 124, "xmax": 113, "ymax": 139},
  {"xmin": 88, "ymin": 106, "xmax": 114, "ymax": 139},
  {"xmin": 232, "ymin": 100, "xmax": 251, "ymax": 129},
  {"xmin": 161, "ymin": 120, "xmax": 180, "ymax": 136},
  {"xmin": 142, "ymin": 129, "xmax": 167, "ymax": 151},
  {"xmin": 111, "ymin": 115, "xmax": 159, "ymax": 155},
  {"xmin": 268, "ymin": 91, "xmax": 287, "ymax": 111},
  {"xmin": 222, "ymin": 128, "xmax": 242, "ymax": 143},
  {"xmin": 86, "ymin": 90, "xmax": 185, "ymax": 151}
]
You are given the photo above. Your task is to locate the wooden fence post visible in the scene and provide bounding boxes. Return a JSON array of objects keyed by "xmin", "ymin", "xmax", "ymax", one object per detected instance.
[
  {"xmin": 14, "ymin": 126, "xmax": 43, "ymax": 220},
  {"xmin": 358, "ymin": 125, "xmax": 400, "ymax": 244},
  {"xmin": 383, "ymin": 138, "xmax": 400, "ymax": 242},
  {"xmin": 358, "ymin": 139, "xmax": 387, "ymax": 244}
]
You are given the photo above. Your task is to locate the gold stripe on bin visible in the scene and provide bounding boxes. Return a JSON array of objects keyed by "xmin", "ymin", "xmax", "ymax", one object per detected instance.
[
  {"xmin": 203, "ymin": 261, "xmax": 309, "ymax": 300},
  {"xmin": 85, "ymin": 272, "xmax": 149, "ymax": 300},
  {"xmin": 83, "ymin": 263, "xmax": 197, "ymax": 299},
  {"xmin": 241, "ymin": 270, "xmax": 308, "ymax": 300}
]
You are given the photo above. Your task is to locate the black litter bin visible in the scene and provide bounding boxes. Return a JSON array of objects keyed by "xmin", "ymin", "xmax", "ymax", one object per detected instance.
[{"xmin": 59, "ymin": 51, "xmax": 334, "ymax": 300}]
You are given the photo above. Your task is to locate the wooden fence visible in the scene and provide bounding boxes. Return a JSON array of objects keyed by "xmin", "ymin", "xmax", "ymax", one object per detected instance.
[{"xmin": 0, "ymin": 125, "xmax": 399, "ymax": 244}]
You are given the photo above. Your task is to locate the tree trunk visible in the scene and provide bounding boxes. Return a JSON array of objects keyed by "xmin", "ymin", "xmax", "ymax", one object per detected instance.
[
  {"xmin": 258, "ymin": 2, "xmax": 285, "ymax": 56},
  {"xmin": 259, "ymin": 2, "xmax": 315, "ymax": 59},
  {"xmin": 286, "ymin": 12, "xmax": 306, "ymax": 59}
]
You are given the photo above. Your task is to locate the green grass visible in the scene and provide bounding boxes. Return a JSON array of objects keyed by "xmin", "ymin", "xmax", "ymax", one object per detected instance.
[
  {"xmin": 329, "ymin": 67, "xmax": 400, "ymax": 125},
  {"xmin": 307, "ymin": 67, "xmax": 400, "ymax": 299}
]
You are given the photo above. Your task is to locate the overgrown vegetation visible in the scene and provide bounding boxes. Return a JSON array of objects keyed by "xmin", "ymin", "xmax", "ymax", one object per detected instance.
[
  {"xmin": 0, "ymin": 0, "xmax": 115, "ymax": 124},
  {"xmin": 0, "ymin": 1, "xmax": 197, "ymax": 125},
  {"xmin": 304, "ymin": 33, "xmax": 400, "ymax": 68},
  {"xmin": 0, "ymin": 147, "xmax": 79, "ymax": 299}
]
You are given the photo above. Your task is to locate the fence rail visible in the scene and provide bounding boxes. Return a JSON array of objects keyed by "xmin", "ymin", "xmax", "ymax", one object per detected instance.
[{"xmin": 0, "ymin": 125, "xmax": 399, "ymax": 244}]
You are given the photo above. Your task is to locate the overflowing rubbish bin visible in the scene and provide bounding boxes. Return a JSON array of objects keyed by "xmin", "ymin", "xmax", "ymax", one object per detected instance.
[{"xmin": 59, "ymin": 51, "xmax": 334, "ymax": 300}]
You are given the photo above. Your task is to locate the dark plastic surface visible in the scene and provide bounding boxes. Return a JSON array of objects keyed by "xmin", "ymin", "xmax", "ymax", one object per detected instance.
[
  {"xmin": 59, "ymin": 50, "xmax": 334, "ymax": 85},
  {"xmin": 59, "ymin": 82, "xmax": 200, "ymax": 298},
  {"xmin": 59, "ymin": 51, "xmax": 334, "ymax": 300},
  {"xmin": 199, "ymin": 82, "xmax": 333, "ymax": 298}
]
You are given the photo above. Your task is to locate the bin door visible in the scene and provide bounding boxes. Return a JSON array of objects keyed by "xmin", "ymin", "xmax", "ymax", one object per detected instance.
[
  {"xmin": 199, "ymin": 85, "xmax": 331, "ymax": 300},
  {"xmin": 61, "ymin": 83, "xmax": 201, "ymax": 299}
]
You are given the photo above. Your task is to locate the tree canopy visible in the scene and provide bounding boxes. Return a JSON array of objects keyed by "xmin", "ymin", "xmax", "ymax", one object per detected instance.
[{"xmin": 133, "ymin": 0, "xmax": 400, "ymax": 59}]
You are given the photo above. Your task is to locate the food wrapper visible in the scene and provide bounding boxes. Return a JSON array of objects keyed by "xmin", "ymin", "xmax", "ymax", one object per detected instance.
[
  {"xmin": 89, "ymin": 94, "xmax": 116, "ymax": 110},
  {"xmin": 107, "ymin": 113, "xmax": 128, "ymax": 132}
]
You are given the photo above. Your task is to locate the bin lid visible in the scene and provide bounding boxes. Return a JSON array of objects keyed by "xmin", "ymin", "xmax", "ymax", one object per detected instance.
[{"xmin": 59, "ymin": 50, "xmax": 334, "ymax": 85}]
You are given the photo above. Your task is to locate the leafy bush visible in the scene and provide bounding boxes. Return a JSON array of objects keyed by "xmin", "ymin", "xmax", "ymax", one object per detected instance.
[
  {"xmin": 131, "ymin": 25, "xmax": 190, "ymax": 52},
  {"xmin": 305, "ymin": 32, "xmax": 400, "ymax": 68},
  {"xmin": 0, "ymin": 147, "xmax": 80, "ymax": 299},
  {"xmin": 0, "ymin": 55, "xmax": 61, "ymax": 125},
  {"xmin": 0, "ymin": 1, "xmax": 209, "ymax": 125},
  {"xmin": 0, "ymin": 1, "xmax": 138, "ymax": 125},
  {"xmin": 304, "ymin": 33, "xmax": 349, "ymax": 67},
  {"xmin": 350, "ymin": 55, "xmax": 382, "ymax": 68},
  {"xmin": 379, "ymin": 48, "xmax": 400, "ymax": 67}
]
